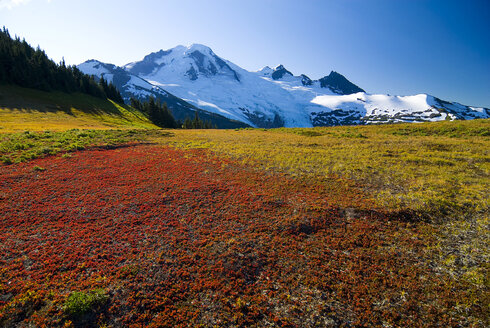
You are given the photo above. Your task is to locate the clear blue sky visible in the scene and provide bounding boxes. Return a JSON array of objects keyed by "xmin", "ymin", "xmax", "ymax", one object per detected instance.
[{"xmin": 1, "ymin": 0, "xmax": 489, "ymax": 107}]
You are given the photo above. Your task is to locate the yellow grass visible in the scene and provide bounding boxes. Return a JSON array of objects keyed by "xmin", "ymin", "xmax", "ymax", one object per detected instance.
[
  {"xmin": 0, "ymin": 111, "xmax": 488, "ymax": 311},
  {"xmin": 153, "ymin": 121, "xmax": 489, "ymax": 287},
  {"xmin": 156, "ymin": 121, "xmax": 489, "ymax": 219},
  {"xmin": 0, "ymin": 84, "xmax": 157, "ymax": 132}
]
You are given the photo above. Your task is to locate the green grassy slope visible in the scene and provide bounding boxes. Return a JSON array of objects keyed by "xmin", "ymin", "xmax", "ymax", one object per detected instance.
[{"xmin": 0, "ymin": 84, "xmax": 158, "ymax": 132}]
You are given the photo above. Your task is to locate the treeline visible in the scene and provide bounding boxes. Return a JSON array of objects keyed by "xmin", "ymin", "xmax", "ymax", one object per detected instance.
[
  {"xmin": 130, "ymin": 97, "xmax": 177, "ymax": 128},
  {"xmin": 0, "ymin": 27, "xmax": 123, "ymax": 103},
  {"xmin": 183, "ymin": 111, "xmax": 216, "ymax": 129},
  {"xmin": 131, "ymin": 97, "xmax": 215, "ymax": 129}
]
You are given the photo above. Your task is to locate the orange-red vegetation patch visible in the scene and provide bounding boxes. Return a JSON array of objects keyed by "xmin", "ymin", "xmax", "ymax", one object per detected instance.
[{"xmin": 0, "ymin": 145, "xmax": 479, "ymax": 327}]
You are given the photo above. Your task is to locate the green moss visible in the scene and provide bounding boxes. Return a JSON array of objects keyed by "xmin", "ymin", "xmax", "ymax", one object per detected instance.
[{"xmin": 63, "ymin": 289, "xmax": 108, "ymax": 317}]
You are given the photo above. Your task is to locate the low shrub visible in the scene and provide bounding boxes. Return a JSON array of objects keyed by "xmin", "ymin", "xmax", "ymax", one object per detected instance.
[{"xmin": 63, "ymin": 289, "xmax": 108, "ymax": 317}]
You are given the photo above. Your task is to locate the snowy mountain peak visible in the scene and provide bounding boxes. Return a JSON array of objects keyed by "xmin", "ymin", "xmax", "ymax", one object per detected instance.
[
  {"xmin": 78, "ymin": 60, "xmax": 116, "ymax": 77},
  {"xmin": 123, "ymin": 49, "xmax": 172, "ymax": 76},
  {"xmin": 125, "ymin": 43, "xmax": 240, "ymax": 82},
  {"xmin": 300, "ymin": 74, "xmax": 313, "ymax": 86},
  {"xmin": 79, "ymin": 44, "xmax": 489, "ymax": 129},
  {"xmin": 84, "ymin": 59, "xmax": 102, "ymax": 64},
  {"xmin": 258, "ymin": 66, "xmax": 273, "ymax": 76},
  {"xmin": 184, "ymin": 43, "xmax": 213, "ymax": 55},
  {"xmin": 319, "ymin": 71, "xmax": 365, "ymax": 95},
  {"xmin": 271, "ymin": 65, "xmax": 293, "ymax": 80}
]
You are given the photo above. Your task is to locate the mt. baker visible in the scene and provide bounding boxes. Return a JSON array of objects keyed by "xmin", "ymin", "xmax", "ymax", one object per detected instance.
[{"xmin": 78, "ymin": 44, "xmax": 489, "ymax": 128}]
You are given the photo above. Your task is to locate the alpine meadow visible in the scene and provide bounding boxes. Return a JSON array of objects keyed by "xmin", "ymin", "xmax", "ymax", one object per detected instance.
[{"xmin": 1, "ymin": 1, "xmax": 489, "ymax": 327}]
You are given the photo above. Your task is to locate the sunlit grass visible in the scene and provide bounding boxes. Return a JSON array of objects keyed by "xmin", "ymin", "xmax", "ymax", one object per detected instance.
[
  {"xmin": 0, "ymin": 129, "xmax": 171, "ymax": 164},
  {"xmin": 156, "ymin": 120, "xmax": 489, "ymax": 296},
  {"xmin": 0, "ymin": 117, "xmax": 488, "ymax": 326},
  {"xmin": 0, "ymin": 84, "xmax": 157, "ymax": 132},
  {"xmin": 159, "ymin": 120, "xmax": 489, "ymax": 220}
]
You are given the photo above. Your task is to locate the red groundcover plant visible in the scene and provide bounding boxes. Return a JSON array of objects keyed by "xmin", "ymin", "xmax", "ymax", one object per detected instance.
[{"xmin": 0, "ymin": 145, "xmax": 482, "ymax": 327}]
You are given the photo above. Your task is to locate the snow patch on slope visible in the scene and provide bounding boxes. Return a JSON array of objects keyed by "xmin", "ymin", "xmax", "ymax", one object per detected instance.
[
  {"xmin": 80, "ymin": 44, "xmax": 490, "ymax": 128},
  {"xmin": 311, "ymin": 93, "xmax": 455, "ymax": 124}
]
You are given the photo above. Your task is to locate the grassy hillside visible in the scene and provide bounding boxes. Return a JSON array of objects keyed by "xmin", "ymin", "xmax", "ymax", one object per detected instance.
[
  {"xmin": 0, "ymin": 84, "xmax": 158, "ymax": 132},
  {"xmin": 0, "ymin": 129, "xmax": 172, "ymax": 164}
]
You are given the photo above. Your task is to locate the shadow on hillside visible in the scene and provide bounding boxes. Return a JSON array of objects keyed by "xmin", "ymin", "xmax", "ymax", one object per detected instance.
[
  {"xmin": 3, "ymin": 102, "xmax": 126, "ymax": 117},
  {"xmin": 0, "ymin": 86, "xmax": 131, "ymax": 118}
]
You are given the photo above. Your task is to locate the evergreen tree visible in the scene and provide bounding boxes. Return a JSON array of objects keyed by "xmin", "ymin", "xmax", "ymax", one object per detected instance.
[
  {"xmin": 136, "ymin": 97, "xmax": 177, "ymax": 128},
  {"xmin": 192, "ymin": 110, "xmax": 201, "ymax": 129},
  {"xmin": 0, "ymin": 27, "xmax": 124, "ymax": 103},
  {"xmin": 181, "ymin": 111, "xmax": 213, "ymax": 129},
  {"xmin": 130, "ymin": 97, "xmax": 143, "ymax": 111},
  {"xmin": 160, "ymin": 102, "xmax": 177, "ymax": 128},
  {"xmin": 183, "ymin": 117, "xmax": 192, "ymax": 129}
]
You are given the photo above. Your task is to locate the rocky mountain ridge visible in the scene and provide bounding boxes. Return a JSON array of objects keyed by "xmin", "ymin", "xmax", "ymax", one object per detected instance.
[{"xmin": 78, "ymin": 44, "xmax": 489, "ymax": 128}]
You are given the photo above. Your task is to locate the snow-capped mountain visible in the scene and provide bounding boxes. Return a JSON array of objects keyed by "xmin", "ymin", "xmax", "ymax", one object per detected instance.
[
  {"xmin": 78, "ymin": 60, "xmax": 171, "ymax": 101},
  {"xmin": 78, "ymin": 44, "xmax": 489, "ymax": 128},
  {"xmin": 77, "ymin": 59, "xmax": 248, "ymax": 128}
]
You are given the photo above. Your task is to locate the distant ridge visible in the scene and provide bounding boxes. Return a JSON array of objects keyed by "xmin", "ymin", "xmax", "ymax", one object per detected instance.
[{"xmin": 79, "ymin": 44, "xmax": 490, "ymax": 128}]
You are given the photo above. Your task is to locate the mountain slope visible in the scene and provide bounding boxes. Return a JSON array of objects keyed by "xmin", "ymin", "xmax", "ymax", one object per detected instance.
[
  {"xmin": 78, "ymin": 60, "xmax": 249, "ymax": 129},
  {"xmin": 0, "ymin": 84, "xmax": 157, "ymax": 132},
  {"xmin": 319, "ymin": 71, "xmax": 365, "ymax": 94},
  {"xmin": 80, "ymin": 44, "xmax": 489, "ymax": 128}
]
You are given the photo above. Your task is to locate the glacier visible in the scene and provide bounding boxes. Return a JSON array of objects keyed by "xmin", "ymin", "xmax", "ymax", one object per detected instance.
[{"xmin": 78, "ymin": 44, "xmax": 489, "ymax": 128}]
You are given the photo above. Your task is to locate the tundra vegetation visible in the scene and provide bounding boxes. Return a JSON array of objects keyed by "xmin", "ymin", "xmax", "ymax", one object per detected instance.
[{"xmin": 0, "ymin": 118, "xmax": 488, "ymax": 327}]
